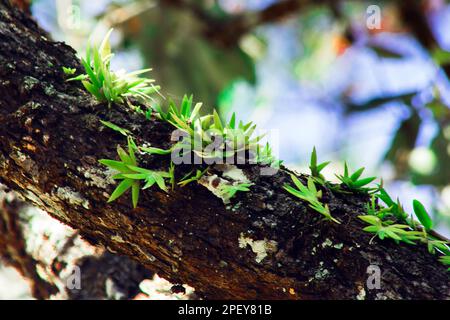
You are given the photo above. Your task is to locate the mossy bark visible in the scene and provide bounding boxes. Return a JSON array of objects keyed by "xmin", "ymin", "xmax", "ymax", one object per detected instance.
[{"xmin": 0, "ymin": 0, "xmax": 448, "ymax": 299}]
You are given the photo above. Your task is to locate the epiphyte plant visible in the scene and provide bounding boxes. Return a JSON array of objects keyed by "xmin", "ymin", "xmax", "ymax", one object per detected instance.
[
  {"xmin": 358, "ymin": 215, "xmax": 423, "ymax": 245},
  {"xmin": 160, "ymin": 95, "xmax": 270, "ymax": 164},
  {"xmin": 284, "ymin": 175, "xmax": 340, "ymax": 224},
  {"xmin": 412, "ymin": 199, "xmax": 433, "ymax": 231},
  {"xmin": 68, "ymin": 29, "xmax": 160, "ymax": 106},
  {"xmin": 376, "ymin": 187, "xmax": 408, "ymax": 222},
  {"xmin": 309, "ymin": 146, "xmax": 330, "ymax": 184},
  {"xmin": 336, "ymin": 162, "xmax": 376, "ymax": 192},
  {"xmin": 178, "ymin": 168, "xmax": 209, "ymax": 187},
  {"xmin": 99, "ymin": 137, "xmax": 170, "ymax": 208},
  {"xmin": 218, "ymin": 182, "xmax": 254, "ymax": 200}
]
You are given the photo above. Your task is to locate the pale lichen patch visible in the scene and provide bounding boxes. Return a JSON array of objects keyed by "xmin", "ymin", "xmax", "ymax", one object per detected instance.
[
  {"xmin": 333, "ymin": 243, "xmax": 344, "ymax": 249},
  {"xmin": 198, "ymin": 174, "xmax": 231, "ymax": 203},
  {"xmin": 79, "ymin": 166, "xmax": 114, "ymax": 189},
  {"xmin": 111, "ymin": 234, "xmax": 125, "ymax": 243},
  {"xmin": 55, "ymin": 186, "xmax": 90, "ymax": 209},
  {"xmin": 218, "ymin": 164, "xmax": 250, "ymax": 183},
  {"xmin": 356, "ymin": 286, "xmax": 366, "ymax": 300},
  {"xmin": 321, "ymin": 238, "xmax": 333, "ymax": 248},
  {"xmin": 238, "ymin": 233, "xmax": 278, "ymax": 263}
]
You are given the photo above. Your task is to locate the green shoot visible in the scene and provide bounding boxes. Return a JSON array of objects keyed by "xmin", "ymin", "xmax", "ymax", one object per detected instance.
[
  {"xmin": 412, "ymin": 199, "xmax": 433, "ymax": 231},
  {"xmin": 358, "ymin": 215, "xmax": 423, "ymax": 245},
  {"xmin": 168, "ymin": 162, "xmax": 175, "ymax": 190},
  {"xmin": 140, "ymin": 146, "xmax": 172, "ymax": 155},
  {"xmin": 62, "ymin": 66, "xmax": 76, "ymax": 75},
  {"xmin": 376, "ymin": 188, "xmax": 408, "ymax": 221},
  {"xmin": 284, "ymin": 175, "xmax": 340, "ymax": 224},
  {"xmin": 156, "ymin": 95, "xmax": 202, "ymax": 131},
  {"xmin": 336, "ymin": 162, "xmax": 376, "ymax": 192},
  {"xmin": 98, "ymin": 138, "xmax": 140, "ymax": 208},
  {"xmin": 123, "ymin": 166, "xmax": 170, "ymax": 191},
  {"xmin": 178, "ymin": 168, "xmax": 209, "ymax": 187},
  {"xmin": 218, "ymin": 182, "xmax": 253, "ymax": 200},
  {"xmin": 309, "ymin": 147, "xmax": 330, "ymax": 184},
  {"xmin": 100, "ymin": 120, "xmax": 131, "ymax": 136},
  {"xmin": 161, "ymin": 96, "xmax": 267, "ymax": 162},
  {"xmin": 366, "ymin": 194, "xmax": 393, "ymax": 219},
  {"xmin": 69, "ymin": 29, "xmax": 160, "ymax": 105},
  {"xmin": 256, "ymin": 143, "xmax": 282, "ymax": 167}
]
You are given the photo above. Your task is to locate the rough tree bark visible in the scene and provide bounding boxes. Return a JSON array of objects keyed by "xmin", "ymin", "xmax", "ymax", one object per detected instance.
[{"xmin": 0, "ymin": 0, "xmax": 448, "ymax": 299}]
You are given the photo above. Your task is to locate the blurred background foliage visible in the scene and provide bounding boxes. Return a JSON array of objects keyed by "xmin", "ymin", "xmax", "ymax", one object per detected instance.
[{"xmin": 27, "ymin": 0, "xmax": 450, "ymax": 236}]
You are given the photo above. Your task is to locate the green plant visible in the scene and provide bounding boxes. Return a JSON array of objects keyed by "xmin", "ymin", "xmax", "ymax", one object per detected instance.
[
  {"xmin": 366, "ymin": 194, "xmax": 393, "ymax": 219},
  {"xmin": 412, "ymin": 199, "xmax": 433, "ymax": 231},
  {"xmin": 69, "ymin": 29, "xmax": 160, "ymax": 105},
  {"xmin": 161, "ymin": 95, "xmax": 267, "ymax": 161},
  {"xmin": 309, "ymin": 146, "xmax": 330, "ymax": 184},
  {"xmin": 256, "ymin": 143, "xmax": 282, "ymax": 167},
  {"xmin": 155, "ymin": 95, "xmax": 202, "ymax": 131},
  {"xmin": 178, "ymin": 168, "xmax": 209, "ymax": 187},
  {"xmin": 168, "ymin": 162, "xmax": 176, "ymax": 190},
  {"xmin": 426, "ymin": 238, "xmax": 449, "ymax": 255},
  {"xmin": 218, "ymin": 182, "xmax": 253, "ymax": 199},
  {"xmin": 98, "ymin": 138, "xmax": 170, "ymax": 208},
  {"xmin": 284, "ymin": 175, "xmax": 340, "ymax": 224},
  {"xmin": 376, "ymin": 188, "xmax": 408, "ymax": 222},
  {"xmin": 439, "ymin": 255, "xmax": 450, "ymax": 271},
  {"xmin": 62, "ymin": 66, "xmax": 76, "ymax": 75},
  {"xmin": 100, "ymin": 120, "xmax": 131, "ymax": 137},
  {"xmin": 140, "ymin": 145, "xmax": 172, "ymax": 155},
  {"xmin": 336, "ymin": 163, "xmax": 376, "ymax": 192},
  {"xmin": 358, "ymin": 215, "xmax": 423, "ymax": 245}
]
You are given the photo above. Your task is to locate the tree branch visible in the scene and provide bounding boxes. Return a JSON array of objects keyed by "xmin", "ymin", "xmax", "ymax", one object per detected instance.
[{"xmin": 160, "ymin": 0, "xmax": 316, "ymax": 48}]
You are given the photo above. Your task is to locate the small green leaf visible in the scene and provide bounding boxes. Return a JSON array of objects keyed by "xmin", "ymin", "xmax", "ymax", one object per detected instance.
[
  {"xmin": 412, "ymin": 199, "xmax": 433, "ymax": 231},
  {"xmin": 108, "ymin": 178, "xmax": 133, "ymax": 203},
  {"xmin": 213, "ymin": 110, "xmax": 223, "ymax": 131},
  {"xmin": 140, "ymin": 146, "xmax": 172, "ymax": 155},
  {"xmin": 63, "ymin": 66, "xmax": 76, "ymax": 75},
  {"xmin": 131, "ymin": 181, "xmax": 140, "ymax": 208},
  {"xmin": 100, "ymin": 120, "xmax": 130, "ymax": 136}
]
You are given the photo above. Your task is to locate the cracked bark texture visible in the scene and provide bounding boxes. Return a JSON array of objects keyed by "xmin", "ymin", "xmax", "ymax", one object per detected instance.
[{"xmin": 0, "ymin": 0, "xmax": 448, "ymax": 299}]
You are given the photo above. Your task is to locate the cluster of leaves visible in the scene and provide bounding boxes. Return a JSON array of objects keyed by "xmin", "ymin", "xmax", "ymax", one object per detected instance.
[
  {"xmin": 67, "ymin": 29, "xmax": 160, "ymax": 106},
  {"xmin": 156, "ymin": 95, "xmax": 280, "ymax": 166},
  {"xmin": 285, "ymin": 147, "xmax": 449, "ymax": 269},
  {"xmin": 98, "ymin": 138, "xmax": 170, "ymax": 208},
  {"xmin": 359, "ymin": 191, "xmax": 449, "ymax": 267},
  {"xmin": 335, "ymin": 163, "xmax": 377, "ymax": 192},
  {"xmin": 218, "ymin": 183, "xmax": 254, "ymax": 200},
  {"xmin": 358, "ymin": 215, "xmax": 423, "ymax": 245},
  {"xmin": 309, "ymin": 146, "xmax": 330, "ymax": 184},
  {"xmin": 284, "ymin": 175, "xmax": 340, "ymax": 224}
]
